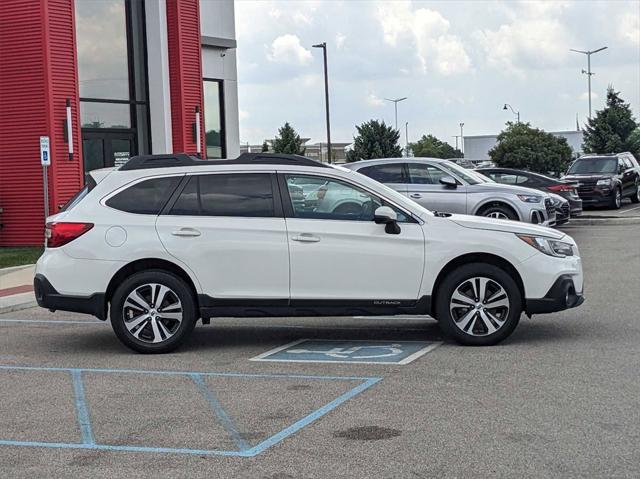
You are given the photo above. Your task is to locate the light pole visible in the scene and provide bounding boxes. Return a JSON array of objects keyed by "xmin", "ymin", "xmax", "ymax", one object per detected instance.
[
  {"xmin": 384, "ymin": 97, "xmax": 407, "ymax": 130},
  {"xmin": 312, "ymin": 42, "xmax": 332, "ymax": 163},
  {"xmin": 405, "ymin": 121, "xmax": 409, "ymax": 157},
  {"xmin": 459, "ymin": 123, "xmax": 464, "ymax": 156},
  {"xmin": 570, "ymin": 46, "xmax": 608, "ymax": 118},
  {"xmin": 503, "ymin": 104, "xmax": 520, "ymax": 123},
  {"xmin": 452, "ymin": 135, "xmax": 461, "ymax": 151}
]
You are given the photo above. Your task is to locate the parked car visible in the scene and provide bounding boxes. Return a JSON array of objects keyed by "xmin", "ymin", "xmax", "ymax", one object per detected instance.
[
  {"xmin": 548, "ymin": 193, "xmax": 570, "ymax": 225},
  {"xmin": 477, "ymin": 167, "xmax": 583, "ymax": 217},
  {"xmin": 562, "ymin": 152, "xmax": 640, "ymax": 209},
  {"xmin": 343, "ymin": 158, "xmax": 556, "ymax": 226},
  {"xmin": 35, "ymin": 153, "xmax": 583, "ymax": 353}
]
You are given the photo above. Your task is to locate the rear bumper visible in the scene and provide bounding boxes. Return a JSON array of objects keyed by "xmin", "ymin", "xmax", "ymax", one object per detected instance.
[
  {"xmin": 525, "ymin": 275, "xmax": 584, "ymax": 315},
  {"xmin": 34, "ymin": 274, "xmax": 106, "ymax": 320}
]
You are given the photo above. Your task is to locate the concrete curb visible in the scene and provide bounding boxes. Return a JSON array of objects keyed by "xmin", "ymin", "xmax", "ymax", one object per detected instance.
[
  {"xmin": 567, "ymin": 216, "xmax": 640, "ymax": 226},
  {"xmin": 0, "ymin": 292, "xmax": 37, "ymax": 314}
]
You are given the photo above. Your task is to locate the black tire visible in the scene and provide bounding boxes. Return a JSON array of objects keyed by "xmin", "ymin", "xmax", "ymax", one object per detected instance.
[
  {"xmin": 435, "ymin": 263, "xmax": 522, "ymax": 346},
  {"xmin": 609, "ymin": 186, "xmax": 622, "ymax": 209},
  {"xmin": 631, "ymin": 180, "xmax": 640, "ymax": 204},
  {"xmin": 110, "ymin": 270, "xmax": 197, "ymax": 354},
  {"xmin": 478, "ymin": 204, "xmax": 518, "ymax": 221}
]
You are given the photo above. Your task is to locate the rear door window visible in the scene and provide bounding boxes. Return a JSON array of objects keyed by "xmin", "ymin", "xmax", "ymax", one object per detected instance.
[
  {"xmin": 169, "ymin": 173, "xmax": 275, "ymax": 217},
  {"xmin": 358, "ymin": 164, "xmax": 405, "ymax": 183},
  {"xmin": 106, "ymin": 176, "xmax": 181, "ymax": 214},
  {"xmin": 407, "ymin": 163, "xmax": 448, "ymax": 184}
]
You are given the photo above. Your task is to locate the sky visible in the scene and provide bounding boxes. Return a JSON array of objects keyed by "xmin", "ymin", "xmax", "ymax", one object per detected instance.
[{"xmin": 234, "ymin": 0, "xmax": 640, "ymax": 148}]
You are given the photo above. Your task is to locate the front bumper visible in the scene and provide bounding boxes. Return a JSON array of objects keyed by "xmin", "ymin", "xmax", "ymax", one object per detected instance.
[
  {"xmin": 34, "ymin": 274, "xmax": 106, "ymax": 320},
  {"xmin": 577, "ymin": 187, "xmax": 615, "ymax": 206},
  {"xmin": 525, "ymin": 275, "xmax": 584, "ymax": 315}
]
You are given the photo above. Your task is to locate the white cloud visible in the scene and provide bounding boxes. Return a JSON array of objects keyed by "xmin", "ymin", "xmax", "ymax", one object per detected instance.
[
  {"xmin": 474, "ymin": 2, "xmax": 573, "ymax": 75},
  {"xmin": 375, "ymin": 1, "xmax": 471, "ymax": 75},
  {"xmin": 267, "ymin": 34, "xmax": 313, "ymax": 65},
  {"xmin": 580, "ymin": 91, "xmax": 599, "ymax": 101},
  {"xmin": 335, "ymin": 33, "xmax": 346, "ymax": 50},
  {"xmin": 366, "ymin": 92, "xmax": 385, "ymax": 107},
  {"xmin": 619, "ymin": 11, "xmax": 640, "ymax": 46}
]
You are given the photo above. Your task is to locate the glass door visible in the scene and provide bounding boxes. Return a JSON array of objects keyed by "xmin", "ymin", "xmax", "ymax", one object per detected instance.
[{"xmin": 82, "ymin": 131, "xmax": 136, "ymax": 172}]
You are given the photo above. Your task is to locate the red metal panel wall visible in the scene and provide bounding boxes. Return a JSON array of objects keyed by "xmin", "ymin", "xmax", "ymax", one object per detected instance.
[
  {"xmin": 0, "ymin": 0, "xmax": 82, "ymax": 246},
  {"xmin": 0, "ymin": 0, "xmax": 48, "ymax": 246},
  {"xmin": 46, "ymin": 0, "xmax": 83, "ymax": 213},
  {"xmin": 166, "ymin": 0, "xmax": 204, "ymax": 156}
]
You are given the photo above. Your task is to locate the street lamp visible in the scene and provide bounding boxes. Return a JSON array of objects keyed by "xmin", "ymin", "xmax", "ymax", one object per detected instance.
[
  {"xmin": 384, "ymin": 97, "xmax": 407, "ymax": 130},
  {"xmin": 503, "ymin": 104, "xmax": 520, "ymax": 123},
  {"xmin": 570, "ymin": 46, "xmax": 608, "ymax": 118},
  {"xmin": 312, "ymin": 42, "xmax": 332, "ymax": 163},
  {"xmin": 459, "ymin": 123, "xmax": 464, "ymax": 156}
]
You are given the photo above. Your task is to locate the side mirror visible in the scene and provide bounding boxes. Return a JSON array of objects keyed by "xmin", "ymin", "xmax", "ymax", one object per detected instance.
[
  {"xmin": 440, "ymin": 176, "xmax": 458, "ymax": 188},
  {"xmin": 374, "ymin": 206, "xmax": 401, "ymax": 234},
  {"xmin": 618, "ymin": 165, "xmax": 625, "ymax": 174}
]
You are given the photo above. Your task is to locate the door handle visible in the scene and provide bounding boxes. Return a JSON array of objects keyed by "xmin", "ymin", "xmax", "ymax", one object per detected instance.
[
  {"xmin": 410, "ymin": 193, "xmax": 422, "ymax": 199},
  {"xmin": 292, "ymin": 233, "xmax": 320, "ymax": 243},
  {"xmin": 171, "ymin": 228, "xmax": 201, "ymax": 237}
]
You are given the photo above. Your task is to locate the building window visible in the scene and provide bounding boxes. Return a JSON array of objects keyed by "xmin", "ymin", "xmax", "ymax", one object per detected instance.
[
  {"xmin": 75, "ymin": 0, "xmax": 150, "ymax": 171},
  {"xmin": 203, "ymin": 79, "xmax": 226, "ymax": 159}
]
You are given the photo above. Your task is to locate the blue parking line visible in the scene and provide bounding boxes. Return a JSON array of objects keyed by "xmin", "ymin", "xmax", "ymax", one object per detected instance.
[
  {"xmin": 0, "ymin": 364, "xmax": 373, "ymax": 382},
  {"xmin": 190, "ymin": 373, "xmax": 250, "ymax": 451},
  {"xmin": 0, "ymin": 365, "xmax": 382, "ymax": 457},
  {"xmin": 70, "ymin": 369, "xmax": 95, "ymax": 445},
  {"xmin": 245, "ymin": 376, "xmax": 381, "ymax": 456}
]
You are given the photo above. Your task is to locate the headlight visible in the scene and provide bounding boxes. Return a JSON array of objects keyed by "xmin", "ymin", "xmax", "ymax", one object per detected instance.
[
  {"xmin": 596, "ymin": 178, "xmax": 612, "ymax": 186},
  {"xmin": 517, "ymin": 194, "xmax": 541, "ymax": 203},
  {"xmin": 517, "ymin": 234, "xmax": 574, "ymax": 257}
]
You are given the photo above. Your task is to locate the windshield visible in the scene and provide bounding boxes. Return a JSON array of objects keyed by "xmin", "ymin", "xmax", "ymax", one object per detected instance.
[
  {"xmin": 568, "ymin": 157, "xmax": 617, "ymax": 174},
  {"xmin": 439, "ymin": 162, "xmax": 483, "ymax": 185}
]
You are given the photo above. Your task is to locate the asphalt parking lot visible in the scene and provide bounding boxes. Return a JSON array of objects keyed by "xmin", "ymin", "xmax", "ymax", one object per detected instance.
[{"xmin": 1, "ymin": 223, "xmax": 639, "ymax": 478}]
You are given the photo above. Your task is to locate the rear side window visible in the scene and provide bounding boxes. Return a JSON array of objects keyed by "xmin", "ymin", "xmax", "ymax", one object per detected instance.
[
  {"xmin": 170, "ymin": 173, "xmax": 275, "ymax": 217},
  {"xmin": 358, "ymin": 164, "xmax": 405, "ymax": 183},
  {"xmin": 59, "ymin": 175, "xmax": 97, "ymax": 212},
  {"xmin": 106, "ymin": 176, "xmax": 181, "ymax": 214}
]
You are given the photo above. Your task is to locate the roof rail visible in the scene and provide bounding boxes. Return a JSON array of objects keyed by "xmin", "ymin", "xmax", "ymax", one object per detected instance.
[{"xmin": 119, "ymin": 152, "xmax": 330, "ymax": 171}]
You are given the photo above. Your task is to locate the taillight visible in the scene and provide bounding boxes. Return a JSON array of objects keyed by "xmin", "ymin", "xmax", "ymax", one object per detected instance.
[
  {"xmin": 45, "ymin": 222, "xmax": 94, "ymax": 248},
  {"xmin": 548, "ymin": 184, "xmax": 576, "ymax": 192}
]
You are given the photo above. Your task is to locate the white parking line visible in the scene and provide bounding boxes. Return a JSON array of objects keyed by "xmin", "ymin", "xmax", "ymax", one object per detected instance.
[
  {"xmin": 0, "ymin": 318, "xmax": 102, "ymax": 325},
  {"xmin": 620, "ymin": 205, "xmax": 640, "ymax": 214}
]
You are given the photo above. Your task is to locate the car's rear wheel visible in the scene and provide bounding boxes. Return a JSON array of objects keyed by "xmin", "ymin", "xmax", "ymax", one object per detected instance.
[
  {"xmin": 435, "ymin": 263, "xmax": 522, "ymax": 346},
  {"xmin": 110, "ymin": 270, "xmax": 197, "ymax": 353},
  {"xmin": 631, "ymin": 179, "xmax": 640, "ymax": 204},
  {"xmin": 478, "ymin": 204, "xmax": 518, "ymax": 221}
]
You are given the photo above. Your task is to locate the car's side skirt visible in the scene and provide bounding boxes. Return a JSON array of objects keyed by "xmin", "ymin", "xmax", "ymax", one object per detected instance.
[{"xmin": 198, "ymin": 295, "xmax": 432, "ymax": 319}]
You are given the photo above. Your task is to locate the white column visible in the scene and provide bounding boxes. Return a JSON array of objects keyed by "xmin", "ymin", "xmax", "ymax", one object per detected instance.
[{"xmin": 145, "ymin": 0, "xmax": 173, "ymax": 153}]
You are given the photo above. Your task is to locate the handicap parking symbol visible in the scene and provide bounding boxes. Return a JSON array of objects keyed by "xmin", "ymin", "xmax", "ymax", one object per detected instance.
[{"xmin": 251, "ymin": 339, "xmax": 441, "ymax": 365}]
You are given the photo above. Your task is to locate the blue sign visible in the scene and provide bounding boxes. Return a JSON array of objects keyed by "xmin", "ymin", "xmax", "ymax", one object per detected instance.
[{"xmin": 251, "ymin": 339, "xmax": 441, "ymax": 365}]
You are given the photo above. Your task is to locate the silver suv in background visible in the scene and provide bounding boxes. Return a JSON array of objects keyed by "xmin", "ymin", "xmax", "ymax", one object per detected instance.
[{"xmin": 343, "ymin": 158, "xmax": 556, "ymax": 225}]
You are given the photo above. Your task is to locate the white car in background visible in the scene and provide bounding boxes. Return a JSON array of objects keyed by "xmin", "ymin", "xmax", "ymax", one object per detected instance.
[{"xmin": 35, "ymin": 153, "xmax": 583, "ymax": 353}]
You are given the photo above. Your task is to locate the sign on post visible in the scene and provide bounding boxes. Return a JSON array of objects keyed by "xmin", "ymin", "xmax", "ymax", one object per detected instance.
[{"xmin": 40, "ymin": 136, "xmax": 51, "ymax": 166}]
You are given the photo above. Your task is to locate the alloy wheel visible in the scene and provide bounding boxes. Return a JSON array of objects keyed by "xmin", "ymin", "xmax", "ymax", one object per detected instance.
[
  {"xmin": 449, "ymin": 277, "xmax": 510, "ymax": 336},
  {"xmin": 122, "ymin": 283, "xmax": 183, "ymax": 344},
  {"xmin": 486, "ymin": 212, "xmax": 509, "ymax": 220},
  {"xmin": 616, "ymin": 189, "xmax": 622, "ymax": 208}
]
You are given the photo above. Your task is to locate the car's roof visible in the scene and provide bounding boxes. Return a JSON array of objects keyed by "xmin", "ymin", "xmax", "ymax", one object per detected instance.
[{"xmin": 343, "ymin": 157, "xmax": 451, "ymax": 168}]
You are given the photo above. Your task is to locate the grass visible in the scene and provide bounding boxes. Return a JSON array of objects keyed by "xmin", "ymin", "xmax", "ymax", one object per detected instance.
[{"xmin": 0, "ymin": 247, "xmax": 43, "ymax": 269}]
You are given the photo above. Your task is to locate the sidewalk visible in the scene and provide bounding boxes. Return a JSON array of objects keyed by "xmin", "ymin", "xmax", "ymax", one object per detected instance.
[{"xmin": 0, "ymin": 264, "xmax": 37, "ymax": 314}]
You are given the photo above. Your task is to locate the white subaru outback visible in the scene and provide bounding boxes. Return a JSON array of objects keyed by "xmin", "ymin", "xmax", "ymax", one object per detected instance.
[{"xmin": 35, "ymin": 153, "xmax": 584, "ymax": 353}]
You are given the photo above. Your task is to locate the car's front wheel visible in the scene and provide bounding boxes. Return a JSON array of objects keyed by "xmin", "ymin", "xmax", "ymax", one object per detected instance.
[
  {"xmin": 609, "ymin": 186, "xmax": 622, "ymax": 209},
  {"xmin": 631, "ymin": 179, "xmax": 640, "ymax": 204},
  {"xmin": 435, "ymin": 263, "xmax": 522, "ymax": 346},
  {"xmin": 110, "ymin": 270, "xmax": 197, "ymax": 353}
]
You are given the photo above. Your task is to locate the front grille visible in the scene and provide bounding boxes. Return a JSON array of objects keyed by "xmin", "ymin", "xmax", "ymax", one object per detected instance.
[
  {"xmin": 561, "ymin": 203, "xmax": 570, "ymax": 216},
  {"xmin": 544, "ymin": 198, "xmax": 554, "ymax": 214}
]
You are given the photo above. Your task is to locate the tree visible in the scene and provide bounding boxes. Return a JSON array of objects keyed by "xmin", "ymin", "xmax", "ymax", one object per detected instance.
[
  {"xmin": 261, "ymin": 140, "xmax": 269, "ymax": 152},
  {"xmin": 409, "ymin": 134, "xmax": 463, "ymax": 159},
  {"xmin": 346, "ymin": 120, "xmax": 402, "ymax": 162},
  {"xmin": 488, "ymin": 122, "xmax": 573, "ymax": 175},
  {"xmin": 582, "ymin": 86, "xmax": 639, "ymax": 158},
  {"xmin": 272, "ymin": 122, "xmax": 305, "ymax": 155}
]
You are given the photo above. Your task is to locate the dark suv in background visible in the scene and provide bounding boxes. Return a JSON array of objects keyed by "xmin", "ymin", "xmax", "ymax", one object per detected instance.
[
  {"xmin": 563, "ymin": 153, "xmax": 640, "ymax": 209},
  {"xmin": 478, "ymin": 168, "xmax": 583, "ymax": 217}
]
